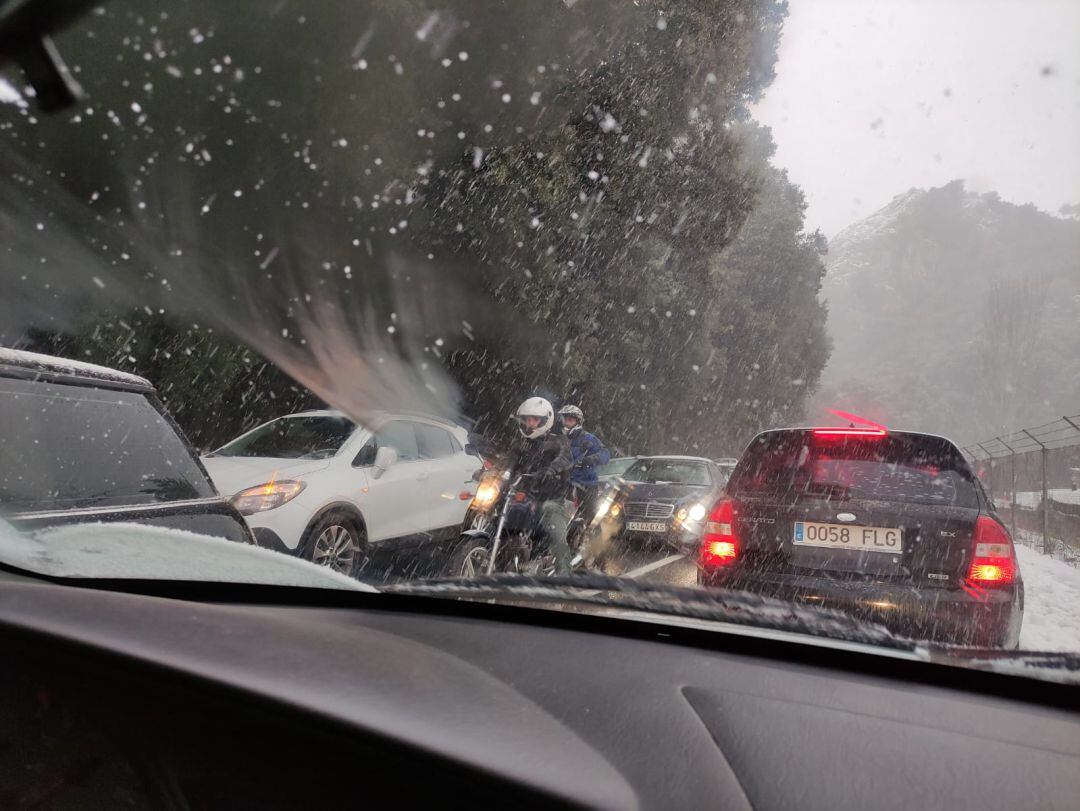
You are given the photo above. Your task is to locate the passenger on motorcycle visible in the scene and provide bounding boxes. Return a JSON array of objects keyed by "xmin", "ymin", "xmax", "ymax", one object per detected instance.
[
  {"xmin": 558, "ymin": 404, "xmax": 610, "ymax": 503},
  {"xmin": 511, "ymin": 397, "xmax": 574, "ymax": 575}
]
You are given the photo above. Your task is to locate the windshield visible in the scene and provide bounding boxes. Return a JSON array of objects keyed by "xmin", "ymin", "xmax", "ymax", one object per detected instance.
[
  {"xmin": 215, "ymin": 416, "xmax": 357, "ymax": 460},
  {"xmin": 598, "ymin": 458, "xmax": 639, "ymax": 477},
  {"xmin": 625, "ymin": 460, "xmax": 712, "ymax": 487},
  {"xmin": 0, "ymin": 0, "xmax": 1078, "ymax": 685}
]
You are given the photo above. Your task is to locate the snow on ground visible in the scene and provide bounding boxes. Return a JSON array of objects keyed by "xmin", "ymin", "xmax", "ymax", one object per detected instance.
[
  {"xmin": 1004, "ymin": 489, "xmax": 1080, "ymax": 508},
  {"xmin": 1015, "ymin": 543, "xmax": 1080, "ymax": 651}
]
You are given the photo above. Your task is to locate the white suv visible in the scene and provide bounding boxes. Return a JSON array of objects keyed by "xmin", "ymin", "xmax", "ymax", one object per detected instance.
[{"xmin": 201, "ymin": 410, "xmax": 482, "ymax": 576}]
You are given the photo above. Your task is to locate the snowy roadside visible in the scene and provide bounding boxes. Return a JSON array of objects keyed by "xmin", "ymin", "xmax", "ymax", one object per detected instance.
[{"xmin": 1015, "ymin": 543, "xmax": 1080, "ymax": 651}]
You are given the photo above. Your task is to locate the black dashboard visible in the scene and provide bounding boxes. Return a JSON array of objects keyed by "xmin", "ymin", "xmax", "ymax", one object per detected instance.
[{"xmin": 1, "ymin": 575, "xmax": 1078, "ymax": 809}]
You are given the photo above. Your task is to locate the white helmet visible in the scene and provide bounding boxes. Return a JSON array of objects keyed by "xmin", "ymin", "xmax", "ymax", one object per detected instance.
[{"xmin": 516, "ymin": 396, "xmax": 555, "ymax": 439}]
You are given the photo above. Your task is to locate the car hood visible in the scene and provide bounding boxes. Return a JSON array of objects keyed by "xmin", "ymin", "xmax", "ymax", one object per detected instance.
[
  {"xmin": 201, "ymin": 456, "xmax": 332, "ymax": 497},
  {"xmin": 0, "ymin": 519, "xmax": 375, "ymax": 592},
  {"xmin": 617, "ymin": 481, "xmax": 715, "ymax": 504}
]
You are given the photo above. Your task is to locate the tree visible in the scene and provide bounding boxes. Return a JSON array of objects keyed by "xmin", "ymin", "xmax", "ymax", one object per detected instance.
[{"xmin": 4, "ymin": 0, "xmax": 829, "ymax": 455}]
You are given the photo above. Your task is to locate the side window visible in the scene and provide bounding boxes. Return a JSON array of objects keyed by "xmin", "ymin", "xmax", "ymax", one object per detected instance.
[
  {"xmin": 352, "ymin": 437, "xmax": 377, "ymax": 467},
  {"xmin": 375, "ymin": 421, "xmax": 419, "ymax": 461},
  {"xmin": 416, "ymin": 423, "xmax": 454, "ymax": 460}
]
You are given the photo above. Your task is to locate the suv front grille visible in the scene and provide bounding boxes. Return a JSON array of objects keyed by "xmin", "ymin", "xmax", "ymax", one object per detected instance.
[{"xmin": 625, "ymin": 501, "xmax": 676, "ymax": 519}]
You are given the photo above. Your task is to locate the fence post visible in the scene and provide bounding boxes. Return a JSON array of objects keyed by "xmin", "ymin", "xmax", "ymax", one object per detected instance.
[
  {"xmin": 997, "ymin": 437, "xmax": 1017, "ymax": 541},
  {"xmin": 1022, "ymin": 429, "xmax": 1050, "ymax": 555},
  {"xmin": 977, "ymin": 443, "xmax": 995, "ymax": 501}
]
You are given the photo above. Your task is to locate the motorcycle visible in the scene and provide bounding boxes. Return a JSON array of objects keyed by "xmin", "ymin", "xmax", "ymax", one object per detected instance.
[{"xmin": 447, "ymin": 471, "xmax": 620, "ymax": 578}]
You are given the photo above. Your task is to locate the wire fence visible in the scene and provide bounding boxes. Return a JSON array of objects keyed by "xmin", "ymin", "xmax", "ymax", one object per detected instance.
[{"xmin": 962, "ymin": 415, "xmax": 1080, "ymax": 563}]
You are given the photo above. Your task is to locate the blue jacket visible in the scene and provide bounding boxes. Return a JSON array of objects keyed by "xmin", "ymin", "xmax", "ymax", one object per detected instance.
[{"xmin": 566, "ymin": 427, "xmax": 611, "ymax": 487}]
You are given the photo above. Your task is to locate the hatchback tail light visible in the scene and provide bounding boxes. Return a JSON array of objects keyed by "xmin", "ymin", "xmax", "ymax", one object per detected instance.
[
  {"xmin": 699, "ymin": 499, "xmax": 739, "ymax": 569},
  {"xmin": 967, "ymin": 515, "xmax": 1017, "ymax": 586},
  {"xmin": 811, "ymin": 427, "xmax": 887, "ymax": 438}
]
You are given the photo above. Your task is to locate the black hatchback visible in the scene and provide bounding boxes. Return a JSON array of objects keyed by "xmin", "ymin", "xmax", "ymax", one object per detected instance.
[{"xmin": 697, "ymin": 427, "xmax": 1023, "ymax": 648}]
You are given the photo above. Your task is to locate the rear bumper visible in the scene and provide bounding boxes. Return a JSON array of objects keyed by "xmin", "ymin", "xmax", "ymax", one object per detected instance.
[{"xmin": 700, "ymin": 568, "xmax": 1023, "ymax": 648}]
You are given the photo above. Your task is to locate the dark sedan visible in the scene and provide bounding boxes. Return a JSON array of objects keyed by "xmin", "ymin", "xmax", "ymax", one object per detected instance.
[
  {"xmin": 697, "ymin": 427, "xmax": 1023, "ymax": 648},
  {"xmin": 606, "ymin": 456, "xmax": 727, "ymax": 553}
]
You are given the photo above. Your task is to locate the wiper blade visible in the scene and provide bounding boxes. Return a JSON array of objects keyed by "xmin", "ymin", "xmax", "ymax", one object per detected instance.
[
  {"xmin": 927, "ymin": 647, "xmax": 1080, "ymax": 683},
  {"xmin": 801, "ymin": 482, "xmax": 851, "ymax": 500},
  {"xmin": 387, "ymin": 573, "xmax": 912, "ymax": 651}
]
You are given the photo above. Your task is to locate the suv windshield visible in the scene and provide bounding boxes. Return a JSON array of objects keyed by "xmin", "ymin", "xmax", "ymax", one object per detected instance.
[
  {"xmin": 0, "ymin": 378, "xmax": 214, "ymax": 511},
  {"xmin": 215, "ymin": 416, "xmax": 356, "ymax": 460},
  {"xmin": 625, "ymin": 460, "xmax": 712, "ymax": 487}
]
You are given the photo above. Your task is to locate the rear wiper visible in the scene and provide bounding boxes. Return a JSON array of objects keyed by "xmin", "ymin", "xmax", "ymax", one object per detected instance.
[
  {"xmin": 800, "ymin": 482, "xmax": 852, "ymax": 500},
  {"xmin": 387, "ymin": 573, "xmax": 912, "ymax": 651}
]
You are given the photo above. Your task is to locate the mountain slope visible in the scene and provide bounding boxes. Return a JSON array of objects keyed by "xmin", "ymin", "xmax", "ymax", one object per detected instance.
[{"xmin": 814, "ymin": 180, "xmax": 1080, "ymax": 442}]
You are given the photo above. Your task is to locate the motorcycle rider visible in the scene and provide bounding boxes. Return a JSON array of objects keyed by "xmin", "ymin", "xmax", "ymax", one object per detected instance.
[
  {"xmin": 558, "ymin": 404, "xmax": 611, "ymax": 513},
  {"xmin": 510, "ymin": 397, "xmax": 574, "ymax": 575}
]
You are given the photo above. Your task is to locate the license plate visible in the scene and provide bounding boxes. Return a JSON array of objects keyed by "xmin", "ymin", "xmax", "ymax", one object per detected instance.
[
  {"xmin": 793, "ymin": 521, "xmax": 902, "ymax": 553},
  {"xmin": 627, "ymin": 521, "xmax": 668, "ymax": 533}
]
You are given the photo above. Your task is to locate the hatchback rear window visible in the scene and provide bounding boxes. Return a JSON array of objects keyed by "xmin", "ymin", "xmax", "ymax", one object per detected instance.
[
  {"xmin": 729, "ymin": 431, "xmax": 980, "ymax": 508},
  {"xmin": 0, "ymin": 378, "xmax": 214, "ymax": 512}
]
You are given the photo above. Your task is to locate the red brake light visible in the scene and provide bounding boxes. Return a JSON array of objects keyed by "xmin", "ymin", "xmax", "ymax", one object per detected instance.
[
  {"xmin": 812, "ymin": 427, "xmax": 887, "ymax": 438},
  {"xmin": 967, "ymin": 516, "xmax": 1016, "ymax": 586},
  {"xmin": 700, "ymin": 499, "xmax": 739, "ymax": 569}
]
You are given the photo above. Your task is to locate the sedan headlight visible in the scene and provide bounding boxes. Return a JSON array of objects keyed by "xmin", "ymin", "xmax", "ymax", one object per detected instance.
[
  {"xmin": 472, "ymin": 479, "xmax": 502, "ymax": 510},
  {"xmin": 592, "ymin": 494, "xmax": 623, "ymax": 522},
  {"xmin": 676, "ymin": 502, "xmax": 708, "ymax": 527},
  {"xmin": 231, "ymin": 480, "xmax": 306, "ymax": 515}
]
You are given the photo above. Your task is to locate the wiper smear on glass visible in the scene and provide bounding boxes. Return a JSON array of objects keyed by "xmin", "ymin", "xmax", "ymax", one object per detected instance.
[{"xmin": 387, "ymin": 573, "xmax": 912, "ymax": 651}]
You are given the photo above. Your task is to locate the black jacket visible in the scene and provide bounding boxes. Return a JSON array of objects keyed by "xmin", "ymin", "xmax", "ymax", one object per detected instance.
[{"xmin": 510, "ymin": 431, "xmax": 572, "ymax": 501}]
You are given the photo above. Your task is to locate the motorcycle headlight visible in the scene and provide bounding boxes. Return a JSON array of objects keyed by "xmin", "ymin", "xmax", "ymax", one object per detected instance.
[
  {"xmin": 231, "ymin": 480, "xmax": 306, "ymax": 515},
  {"xmin": 472, "ymin": 479, "xmax": 502, "ymax": 509}
]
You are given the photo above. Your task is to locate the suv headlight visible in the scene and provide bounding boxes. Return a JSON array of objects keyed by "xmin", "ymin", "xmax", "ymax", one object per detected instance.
[{"xmin": 231, "ymin": 480, "xmax": 306, "ymax": 515}]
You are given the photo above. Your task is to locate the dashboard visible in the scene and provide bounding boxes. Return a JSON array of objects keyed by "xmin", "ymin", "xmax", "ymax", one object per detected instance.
[{"xmin": 1, "ymin": 574, "xmax": 1078, "ymax": 809}]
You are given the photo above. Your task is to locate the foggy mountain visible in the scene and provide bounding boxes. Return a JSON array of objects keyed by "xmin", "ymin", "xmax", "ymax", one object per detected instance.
[{"xmin": 813, "ymin": 180, "xmax": 1080, "ymax": 444}]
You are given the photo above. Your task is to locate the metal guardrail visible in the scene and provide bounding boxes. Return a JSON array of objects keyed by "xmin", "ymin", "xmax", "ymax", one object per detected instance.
[{"xmin": 962, "ymin": 415, "xmax": 1080, "ymax": 555}]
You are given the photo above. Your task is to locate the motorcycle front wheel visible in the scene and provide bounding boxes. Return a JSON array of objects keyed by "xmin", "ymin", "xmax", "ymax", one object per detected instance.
[{"xmin": 446, "ymin": 535, "xmax": 492, "ymax": 578}]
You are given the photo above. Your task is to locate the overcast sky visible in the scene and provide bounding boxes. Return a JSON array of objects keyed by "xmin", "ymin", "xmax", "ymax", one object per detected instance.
[{"xmin": 751, "ymin": 0, "xmax": 1080, "ymax": 237}]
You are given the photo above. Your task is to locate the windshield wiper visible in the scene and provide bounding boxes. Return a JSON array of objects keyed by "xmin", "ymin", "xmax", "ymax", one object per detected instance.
[
  {"xmin": 386, "ymin": 573, "xmax": 913, "ymax": 651},
  {"xmin": 926, "ymin": 647, "xmax": 1080, "ymax": 683}
]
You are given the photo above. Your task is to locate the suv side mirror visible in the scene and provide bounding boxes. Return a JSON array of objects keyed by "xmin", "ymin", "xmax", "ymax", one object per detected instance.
[
  {"xmin": 371, "ymin": 446, "xmax": 398, "ymax": 479},
  {"xmin": 464, "ymin": 442, "xmax": 477, "ymax": 456}
]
